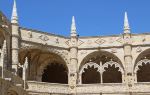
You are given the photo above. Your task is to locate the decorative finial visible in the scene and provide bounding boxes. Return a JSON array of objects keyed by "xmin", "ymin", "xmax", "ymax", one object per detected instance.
[
  {"xmin": 71, "ymin": 16, "xmax": 77, "ymax": 36},
  {"xmin": 124, "ymin": 12, "xmax": 130, "ymax": 33},
  {"xmin": 11, "ymin": 0, "xmax": 18, "ymax": 24}
]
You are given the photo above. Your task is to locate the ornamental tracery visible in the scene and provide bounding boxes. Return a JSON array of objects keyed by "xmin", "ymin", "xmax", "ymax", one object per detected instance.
[
  {"xmin": 134, "ymin": 48, "xmax": 150, "ymax": 82},
  {"xmin": 134, "ymin": 59, "xmax": 150, "ymax": 73},
  {"xmin": 79, "ymin": 51, "xmax": 124, "ymax": 84},
  {"xmin": 103, "ymin": 61, "xmax": 124, "ymax": 74}
]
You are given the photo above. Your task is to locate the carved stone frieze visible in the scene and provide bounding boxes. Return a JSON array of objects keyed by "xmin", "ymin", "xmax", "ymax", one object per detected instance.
[
  {"xmin": 39, "ymin": 35, "xmax": 49, "ymax": 41},
  {"xmin": 78, "ymin": 39, "xmax": 84, "ymax": 46},
  {"xmin": 65, "ymin": 40, "xmax": 70, "ymax": 46},
  {"xmin": 95, "ymin": 38, "xmax": 106, "ymax": 45}
]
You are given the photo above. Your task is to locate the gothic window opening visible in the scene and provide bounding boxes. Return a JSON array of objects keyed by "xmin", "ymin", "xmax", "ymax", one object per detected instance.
[
  {"xmin": 42, "ymin": 63, "xmax": 68, "ymax": 84},
  {"xmin": 82, "ymin": 65, "xmax": 100, "ymax": 84},
  {"xmin": 137, "ymin": 62, "xmax": 150, "ymax": 82},
  {"xmin": 103, "ymin": 64, "xmax": 122, "ymax": 83}
]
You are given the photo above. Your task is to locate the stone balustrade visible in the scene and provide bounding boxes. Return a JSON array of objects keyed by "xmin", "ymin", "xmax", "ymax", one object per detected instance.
[
  {"xmin": 27, "ymin": 81, "xmax": 150, "ymax": 94},
  {"xmin": 27, "ymin": 81, "xmax": 70, "ymax": 94}
]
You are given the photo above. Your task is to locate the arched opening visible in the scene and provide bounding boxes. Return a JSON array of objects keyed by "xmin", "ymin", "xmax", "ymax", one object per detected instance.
[
  {"xmin": 103, "ymin": 64, "xmax": 122, "ymax": 83},
  {"xmin": 80, "ymin": 51, "xmax": 124, "ymax": 84},
  {"xmin": 19, "ymin": 48, "xmax": 68, "ymax": 84},
  {"xmin": 134, "ymin": 49, "xmax": 150, "ymax": 82},
  {"xmin": 42, "ymin": 63, "xmax": 68, "ymax": 84},
  {"xmin": 137, "ymin": 62, "xmax": 150, "ymax": 82},
  {"xmin": 82, "ymin": 65, "xmax": 100, "ymax": 84}
]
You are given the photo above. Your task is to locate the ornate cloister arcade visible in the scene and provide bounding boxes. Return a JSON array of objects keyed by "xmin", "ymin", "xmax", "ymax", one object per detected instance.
[
  {"xmin": 134, "ymin": 49, "xmax": 150, "ymax": 83},
  {"xmin": 79, "ymin": 51, "xmax": 124, "ymax": 84},
  {"xmin": 18, "ymin": 48, "xmax": 68, "ymax": 84}
]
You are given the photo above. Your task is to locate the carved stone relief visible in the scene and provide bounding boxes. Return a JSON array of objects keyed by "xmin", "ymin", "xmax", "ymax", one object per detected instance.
[
  {"xmin": 136, "ymin": 46, "xmax": 142, "ymax": 53},
  {"xmin": 39, "ymin": 35, "xmax": 49, "ymax": 41},
  {"xmin": 95, "ymin": 38, "xmax": 106, "ymax": 45}
]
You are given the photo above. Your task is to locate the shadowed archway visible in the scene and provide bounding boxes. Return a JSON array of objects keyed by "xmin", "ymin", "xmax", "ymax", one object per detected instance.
[
  {"xmin": 42, "ymin": 63, "xmax": 68, "ymax": 84},
  {"xmin": 82, "ymin": 65, "xmax": 100, "ymax": 84},
  {"xmin": 103, "ymin": 64, "xmax": 122, "ymax": 83}
]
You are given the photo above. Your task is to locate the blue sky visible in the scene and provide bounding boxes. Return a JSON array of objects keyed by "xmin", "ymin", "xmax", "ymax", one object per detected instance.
[{"xmin": 0, "ymin": 0, "xmax": 150, "ymax": 36}]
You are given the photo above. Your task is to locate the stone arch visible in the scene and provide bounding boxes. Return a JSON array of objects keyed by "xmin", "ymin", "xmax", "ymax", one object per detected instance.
[
  {"xmin": 134, "ymin": 59, "xmax": 150, "ymax": 82},
  {"xmin": 20, "ymin": 44, "xmax": 69, "ymax": 64},
  {"xmin": 79, "ymin": 50, "xmax": 124, "ymax": 71},
  {"xmin": 134, "ymin": 48, "xmax": 150, "ymax": 69},
  {"xmin": 134, "ymin": 48, "xmax": 150, "ymax": 82},
  {"xmin": 102, "ymin": 61, "xmax": 123, "ymax": 83},
  {"xmin": 79, "ymin": 50, "xmax": 124, "ymax": 84},
  {"xmin": 19, "ymin": 47, "xmax": 69, "ymax": 83}
]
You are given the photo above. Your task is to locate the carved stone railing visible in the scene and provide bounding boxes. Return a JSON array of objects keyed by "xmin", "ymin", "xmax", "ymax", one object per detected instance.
[
  {"xmin": 77, "ymin": 83, "xmax": 127, "ymax": 94},
  {"xmin": 27, "ymin": 81, "xmax": 69, "ymax": 94},
  {"xmin": 133, "ymin": 82, "xmax": 150, "ymax": 93},
  {"xmin": 27, "ymin": 81, "xmax": 150, "ymax": 94}
]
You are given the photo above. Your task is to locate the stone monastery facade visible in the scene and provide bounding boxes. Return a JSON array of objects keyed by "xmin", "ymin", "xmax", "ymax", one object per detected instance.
[{"xmin": 1, "ymin": 0, "xmax": 150, "ymax": 95}]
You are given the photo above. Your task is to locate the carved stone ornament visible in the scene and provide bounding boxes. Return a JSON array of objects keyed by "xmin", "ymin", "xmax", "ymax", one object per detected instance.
[
  {"xmin": 55, "ymin": 37, "xmax": 59, "ymax": 44},
  {"xmin": 78, "ymin": 39, "xmax": 84, "ymax": 46},
  {"xmin": 134, "ymin": 59, "xmax": 150, "ymax": 73},
  {"xmin": 65, "ymin": 40, "xmax": 70, "ymax": 46},
  {"xmin": 79, "ymin": 61, "xmax": 124, "ymax": 74},
  {"xmin": 95, "ymin": 38, "xmax": 106, "ymax": 45},
  {"xmin": 28, "ymin": 31, "xmax": 32, "ymax": 38},
  {"xmin": 39, "ymin": 34, "xmax": 49, "ymax": 41},
  {"xmin": 136, "ymin": 46, "xmax": 142, "ymax": 52}
]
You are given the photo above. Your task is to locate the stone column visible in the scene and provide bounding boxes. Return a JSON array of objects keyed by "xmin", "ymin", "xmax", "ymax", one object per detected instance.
[
  {"xmin": 69, "ymin": 16, "xmax": 78, "ymax": 94},
  {"xmin": 123, "ymin": 12, "xmax": 134, "ymax": 86},
  {"xmin": 123, "ymin": 31, "xmax": 134, "ymax": 87},
  {"xmin": 11, "ymin": 23, "xmax": 20, "ymax": 74}
]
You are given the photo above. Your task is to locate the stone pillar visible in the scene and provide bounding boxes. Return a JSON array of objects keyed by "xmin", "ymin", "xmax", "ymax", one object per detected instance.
[
  {"xmin": 69, "ymin": 16, "xmax": 78, "ymax": 94},
  {"xmin": 123, "ymin": 30, "xmax": 134, "ymax": 87},
  {"xmin": 11, "ymin": 23, "xmax": 20, "ymax": 74}
]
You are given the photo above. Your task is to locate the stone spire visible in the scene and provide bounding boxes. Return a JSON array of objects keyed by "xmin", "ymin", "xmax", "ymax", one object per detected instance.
[
  {"xmin": 124, "ymin": 12, "xmax": 130, "ymax": 33},
  {"xmin": 71, "ymin": 16, "xmax": 77, "ymax": 36},
  {"xmin": 11, "ymin": 0, "xmax": 18, "ymax": 24}
]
